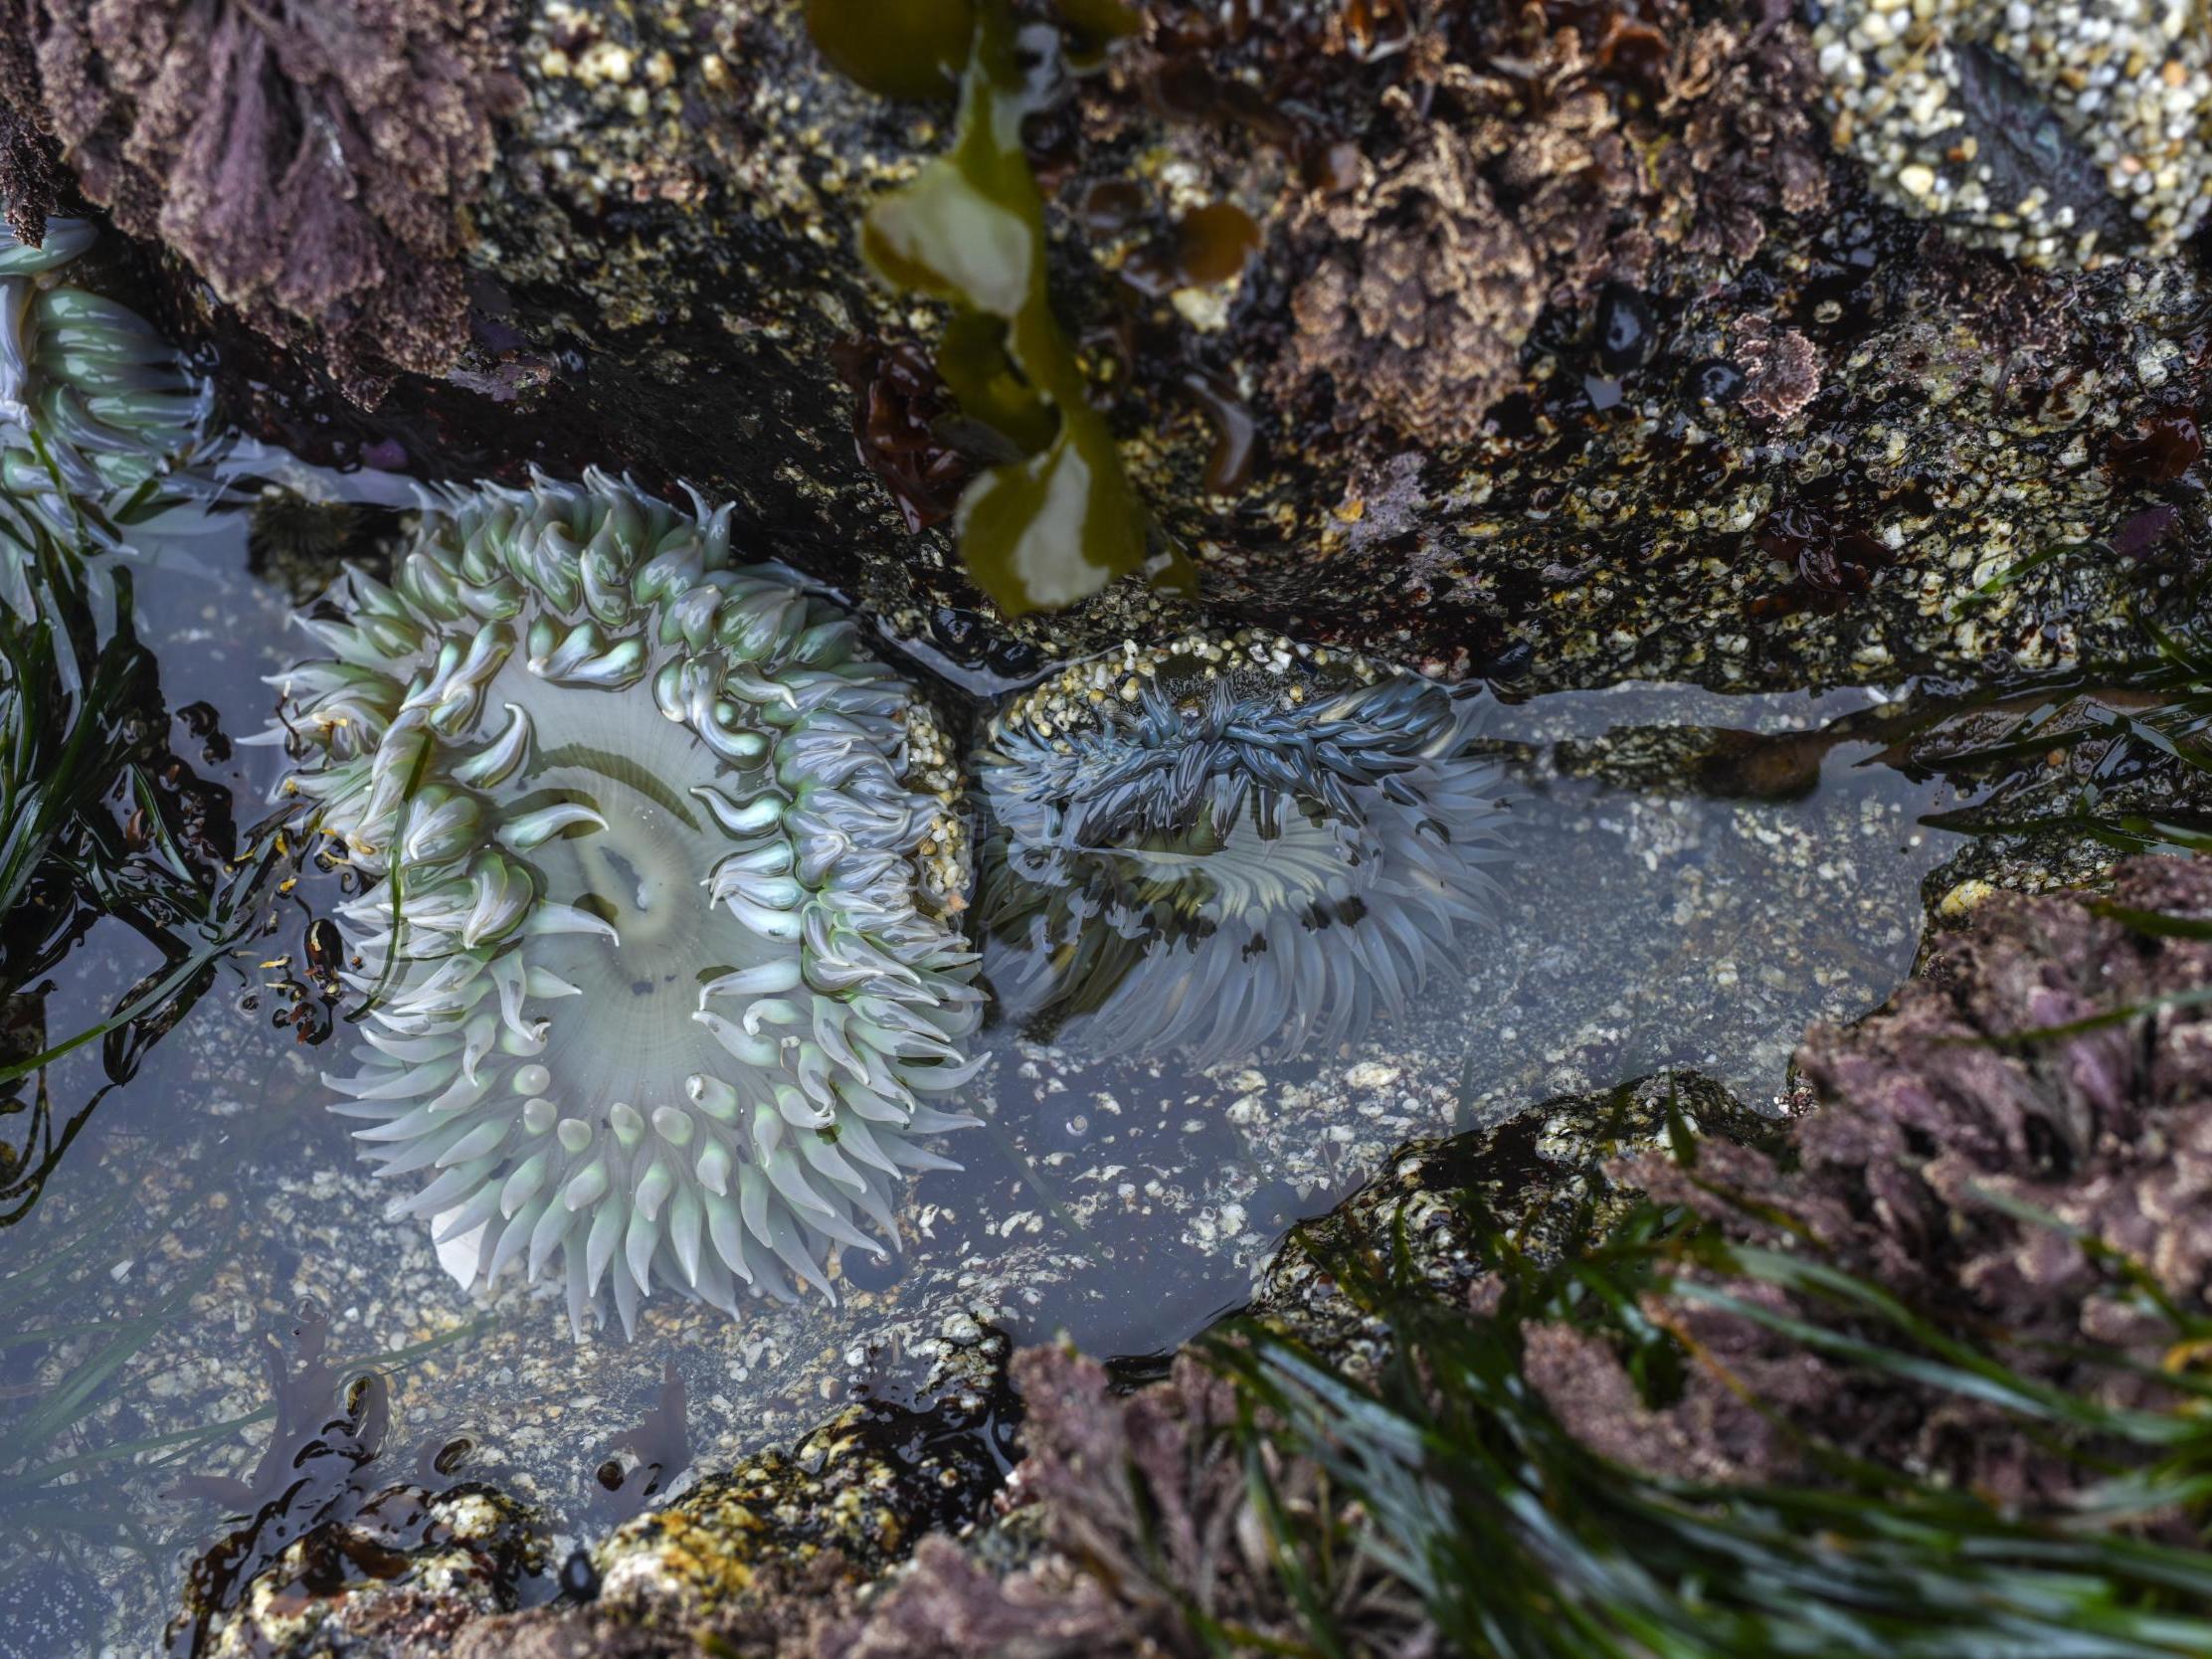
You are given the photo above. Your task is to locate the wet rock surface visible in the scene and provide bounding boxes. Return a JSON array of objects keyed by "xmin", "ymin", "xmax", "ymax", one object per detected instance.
[
  {"xmin": 1810, "ymin": 0, "xmax": 2212, "ymax": 267},
  {"xmin": 1235, "ymin": 1068, "xmax": 1783, "ymax": 1383},
  {"xmin": 194, "ymin": 1485, "xmax": 548, "ymax": 1659},
  {"xmin": 578, "ymin": 1328, "xmax": 1014, "ymax": 1616},
  {"xmin": 61, "ymin": 0, "xmax": 2205, "ymax": 691}
]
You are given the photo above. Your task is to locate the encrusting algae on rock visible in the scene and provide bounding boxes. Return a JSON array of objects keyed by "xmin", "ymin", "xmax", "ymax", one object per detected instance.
[
  {"xmin": 262, "ymin": 469, "xmax": 986, "ymax": 1339},
  {"xmin": 8, "ymin": 0, "xmax": 523, "ymax": 402}
]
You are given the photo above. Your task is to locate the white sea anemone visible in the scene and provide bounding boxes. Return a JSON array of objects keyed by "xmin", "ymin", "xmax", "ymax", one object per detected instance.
[
  {"xmin": 976, "ymin": 634, "xmax": 1507, "ymax": 1068},
  {"xmin": 266, "ymin": 470, "xmax": 984, "ymax": 1337}
]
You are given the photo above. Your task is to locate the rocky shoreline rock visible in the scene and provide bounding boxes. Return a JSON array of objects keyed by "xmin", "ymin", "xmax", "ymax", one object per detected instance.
[
  {"xmin": 7, "ymin": 1, "xmax": 2204, "ymax": 687},
  {"xmin": 2, "ymin": 4, "xmax": 2207, "ymax": 1651}
]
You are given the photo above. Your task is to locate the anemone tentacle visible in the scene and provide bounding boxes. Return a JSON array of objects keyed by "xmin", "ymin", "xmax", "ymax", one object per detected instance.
[
  {"xmin": 271, "ymin": 469, "xmax": 981, "ymax": 1338},
  {"xmin": 0, "ymin": 213, "xmax": 212, "ymax": 614},
  {"xmin": 975, "ymin": 633, "xmax": 1508, "ymax": 1069}
]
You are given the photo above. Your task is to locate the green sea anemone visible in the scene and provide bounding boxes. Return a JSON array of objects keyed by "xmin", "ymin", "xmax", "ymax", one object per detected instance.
[
  {"xmin": 266, "ymin": 471, "xmax": 984, "ymax": 1337},
  {"xmin": 975, "ymin": 634, "xmax": 1508, "ymax": 1069},
  {"xmin": 0, "ymin": 213, "xmax": 208, "ymax": 612}
]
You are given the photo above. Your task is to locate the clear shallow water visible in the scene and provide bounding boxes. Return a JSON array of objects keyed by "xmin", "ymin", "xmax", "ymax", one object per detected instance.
[{"xmin": 0, "ymin": 475, "xmax": 1968, "ymax": 1657}]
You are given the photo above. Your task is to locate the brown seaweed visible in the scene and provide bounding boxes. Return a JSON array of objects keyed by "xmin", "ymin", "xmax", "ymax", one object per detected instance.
[{"xmin": 853, "ymin": 0, "xmax": 1196, "ymax": 615}]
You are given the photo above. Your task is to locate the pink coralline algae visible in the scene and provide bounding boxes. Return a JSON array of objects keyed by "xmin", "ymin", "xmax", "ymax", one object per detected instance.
[{"xmin": 22, "ymin": 0, "xmax": 520, "ymax": 403}]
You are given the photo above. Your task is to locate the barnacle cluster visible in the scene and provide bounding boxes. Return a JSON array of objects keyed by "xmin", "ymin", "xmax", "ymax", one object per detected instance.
[
  {"xmin": 0, "ymin": 212, "xmax": 206, "ymax": 613},
  {"xmin": 975, "ymin": 633, "xmax": 1508, "ymax": 1069},
  {"xmin": 268, "ymin": 471, "xmax": 983, "ymax": 1337},
  {"xmin": 1812, "ymin": 0, "xmax": 2212, "ymax": 265}
]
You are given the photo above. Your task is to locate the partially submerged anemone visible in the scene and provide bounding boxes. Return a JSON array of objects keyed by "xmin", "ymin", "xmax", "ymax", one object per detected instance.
[
  {"xmin": 974, "ymin": 634, "xmax": 1507, "ymax": 1069},
  {"xmin": 0, "ymin": 210, "xmax": 209, "ymax": 612},
  {"xmin": 266, "ymin": 471, "xmax": 984, "ymax": 1337}
]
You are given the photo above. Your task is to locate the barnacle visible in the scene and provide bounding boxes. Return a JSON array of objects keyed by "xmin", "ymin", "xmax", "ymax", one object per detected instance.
[
  {"xmin": 1811, "ymin": 0, "xmax": 2212, "ymax": 266},
  {"xmin": 0, "ymin": 212, "xmax": 207, "ymax": 614},
  {"xmin": 265, "ymin": 470, "xmax": 984, "ymax": 1338},
  {"xmin": 975, "ymin": 634, "xmax": 1507, "ymax": 1068}
]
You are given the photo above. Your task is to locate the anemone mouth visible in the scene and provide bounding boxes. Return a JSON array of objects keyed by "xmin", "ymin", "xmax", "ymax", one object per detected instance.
[
  {"xmin": 271, "ymin": 470, "xmax": 983, "ymax": 1339},
  {"xmin": 976, "ymin": 634, "xmax": 1508, "ymax": 1068},
  {"xmin": 483, "ymin": 668, "xmax": 753, "ymax": 1108}
]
